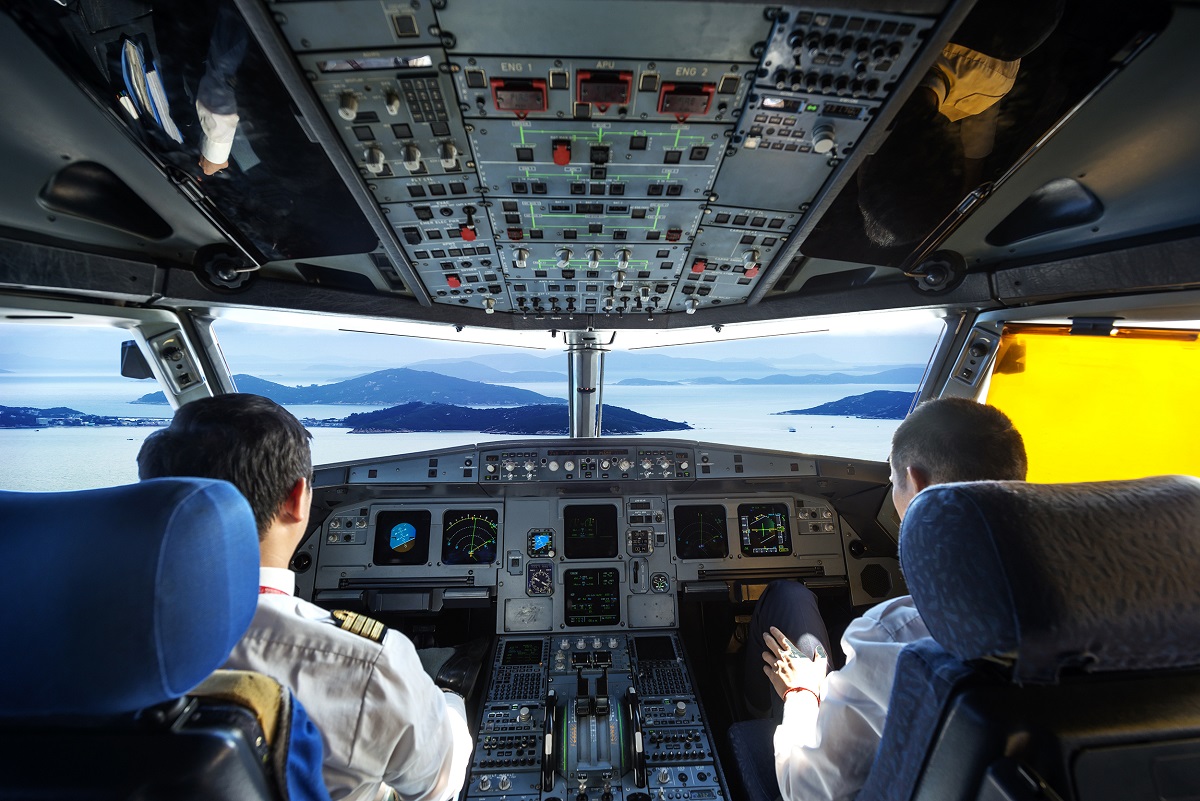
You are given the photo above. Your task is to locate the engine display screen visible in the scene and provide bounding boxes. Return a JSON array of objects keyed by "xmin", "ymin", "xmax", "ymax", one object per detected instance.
[
  {"xmin": 373, "ymin": 510, "xmax": 432, "ymax": 566},
  {"xmin": 564, "ymin": 568, "xmax": 621, "ymax": 627},
  {"xmin": 563, "ymin": 504, "xmax": 619, "ymax": 559},
  {"xmin": 737, "ymin": 503, "xmax": 792, "ymax": 556}
]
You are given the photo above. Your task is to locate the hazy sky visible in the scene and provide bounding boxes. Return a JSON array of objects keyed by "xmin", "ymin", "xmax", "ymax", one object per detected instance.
[{"xmin": 1, "ymin": 309, "xmax": 944, "ymax": 380}]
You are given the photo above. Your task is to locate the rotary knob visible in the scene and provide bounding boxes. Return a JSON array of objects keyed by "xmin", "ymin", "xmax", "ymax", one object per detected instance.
[
  {"xmin": 587, "ymin": 247, "xmax": 603, "ymax": 269},
  {"xmin": 523, "ymin": 461, "xmax": 535, "ymax": 472},
  {"xmin": 402, "ymin": 142, "xmax": 422, "ymax": 171},
  {"xmin": 556, "ymin": 247, "xmax": 573, "ymax": 269},
  {"xmin": 384, "ymin": 90, "xmax": 401, "ymax": 116},
  {"xmin": 685, "ymin": 297, "xmax": 699, "ymax": 314},
  {"xmin": 337, "ymin": 92, "xmax": 358, "ymax": 121},
  {"xmin": 641, "ymin": 459, "xmax": 653, "ymax": 470},
  {"xmin": 616, "ymin": 248, "xmax": 631, "ymax": 269},
  {"xmin": 439, "ymin": 141, "xmax": 458, "ymax": 168},
  {"xmin": 564, "ymin": 460, "xmax": 576, "ymax": 472},
  {"xmin": 514, "ymin": 247, "xmax": 530, "ymax": 269},
  {"xmin": 364, "ymin": 146, "xmax": 386, "ymax": 175},
  {"xmin": 519, "ymin": 706, "xmax": 531, "ymax": 722},
  {"xmin": 547, "ymin": 460, "xmax": 560, "ymax": 471},
  {"xmin": 619, "ymin": 459, "xmax": 632, "ymax": 472},
  {"xmin": 811, "ymin": 123, "xmax": 835, "ymax": 154},
  {"xmin": 675, "ymin": 701, "xmax": 687, "ymax": 717},
  {"xmin": 600, "ymin": 459, "xmax": 611, "ymax": 469},
  {"xmin": 479, "ymin": 776, "xmax": 492, "ymax": 792},
  {"xmin": 503, "ymin": 460, "xmax": 516, "ymax": 473},
  {"xmin": 485, "ymin": 463, "xmax": 496, "ymax": 473},
  {"xmin": 498, "ymin": 777, "xmax": 512, "ymax": 791}
]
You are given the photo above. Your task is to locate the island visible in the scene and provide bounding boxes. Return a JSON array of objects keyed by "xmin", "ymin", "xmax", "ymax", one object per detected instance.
[
  {"xmin": 0, "ymin": 405, "xmax": 167, "ymax": 428},
  {"xmin": 776, "ymin": 390, "xmax": 916, "ymax": 420},
  {"xmin": 343, "ymin": 402, "xmax": 690, "ymax": 435}
]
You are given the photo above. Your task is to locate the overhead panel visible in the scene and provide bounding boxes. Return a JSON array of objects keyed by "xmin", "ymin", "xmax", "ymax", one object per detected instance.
[{"xmin": 273, "ymin": 1, "xmax": 937, "ymax": 319}]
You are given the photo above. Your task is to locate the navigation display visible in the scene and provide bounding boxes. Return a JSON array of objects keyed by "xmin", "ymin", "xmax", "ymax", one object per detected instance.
[
  {"xmin": 563, "ymin": 504, "xmax": 619, "ymax": 559},
  {"xmin": 442, "ymin": 509, "xmax": 499, "ymax": 565},
  {"xmin": 564, "ymin": 568, "xmax": 621, "ymax": 627},
  {"xmin": 373, "ymin": 510, "xmax": 432, "ymax": 566},
  {"xmin": 737, "ymin": 503, "xmax": 792, "ymax": 556},
  {"xmin": 673, "ymin": 504, "xmax": 729, "ymax": 560}
]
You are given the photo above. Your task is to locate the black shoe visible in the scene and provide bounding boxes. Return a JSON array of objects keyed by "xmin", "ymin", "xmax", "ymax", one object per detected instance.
[{"xmin": 435, "ymin": 638, "xmax": 490, "ymax": 699}]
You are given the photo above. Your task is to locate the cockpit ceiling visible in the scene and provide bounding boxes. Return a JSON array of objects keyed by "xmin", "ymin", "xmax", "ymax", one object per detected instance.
[{"xmin": 1, "ymin": 0, "xmax": 1198, "ymax": 329}]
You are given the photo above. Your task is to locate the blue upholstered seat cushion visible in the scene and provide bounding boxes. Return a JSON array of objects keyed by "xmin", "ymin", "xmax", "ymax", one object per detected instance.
[
  {"xmin": 0, "ymin": 478, "xmax": 259, "ymax": 716},
  {"xmin": 900, "ymin": 475, "xmax": 1200, "ymax": 682}
]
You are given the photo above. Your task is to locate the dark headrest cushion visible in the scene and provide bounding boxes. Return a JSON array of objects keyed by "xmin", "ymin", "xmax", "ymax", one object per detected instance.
[
  {"xmin": 0, "ymin": 478, "xmax": 259, "ymax": 716},
  {"xmin": 900, "ymin": 475, "xmax": 1200, "ymax": 683}
]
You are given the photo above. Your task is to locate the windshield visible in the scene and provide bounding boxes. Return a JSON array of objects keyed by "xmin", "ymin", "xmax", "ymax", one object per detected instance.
[{"xmin": 210, "ymin": 310, "xmax": 944, "ymax": 465}]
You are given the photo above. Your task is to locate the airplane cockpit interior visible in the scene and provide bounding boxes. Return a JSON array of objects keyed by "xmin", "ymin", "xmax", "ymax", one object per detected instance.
[{"xmin": 2, "ymin": 0, "xmax": 1199, "ymax": 798}]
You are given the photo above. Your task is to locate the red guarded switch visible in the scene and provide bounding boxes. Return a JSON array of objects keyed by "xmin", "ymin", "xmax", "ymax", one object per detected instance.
[
  {"xmin": 446, "ymin": 275, "xmax": 462, "ymax": 289},
  {"xmin": 552, "ymin": 140, "xmax": 572, "ymax": 166},
  {"xmin": 691, "ymin": 259, "xmax": 707, "ymax": 274}
]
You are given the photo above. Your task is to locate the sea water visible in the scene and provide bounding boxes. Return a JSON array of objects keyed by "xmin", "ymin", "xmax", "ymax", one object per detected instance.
[{"xmin": 0, "ymin": 376, "xmax": 905, "ymax": 491}]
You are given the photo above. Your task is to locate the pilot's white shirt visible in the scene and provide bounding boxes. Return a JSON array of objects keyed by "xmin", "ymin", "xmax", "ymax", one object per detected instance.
[
  {"xmin": 225, "ymin": 567, "xmax": 473, "ymax": 801},
  {"xmin": 774, "ymin": 594, "xmax": 931, "ymax": 801}
]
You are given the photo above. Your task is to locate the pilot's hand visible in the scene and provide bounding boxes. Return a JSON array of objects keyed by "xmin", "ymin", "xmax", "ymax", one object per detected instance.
[
  {"xmin": 762, "ymin": 625, "xmax": 828, "ymax": 702},
  {"xmin": 199, "ymin": 156, "xmax": 229, "ymax": 176}
]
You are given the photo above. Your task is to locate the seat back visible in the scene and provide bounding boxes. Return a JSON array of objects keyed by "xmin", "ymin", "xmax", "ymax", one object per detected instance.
[
  {"xmin": 0, "ymin": 478, "xmax": 327, "ymax": 801},
  {"xmin": 860, "ymin": 475, "xmax": 1200, "ymax": 801}
]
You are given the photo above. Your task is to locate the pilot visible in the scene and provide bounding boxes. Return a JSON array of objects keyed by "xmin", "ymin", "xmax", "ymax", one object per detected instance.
[
  {"xmin": 137, "ymin": 393, "xmax": 474, "ymax": 801},
  {"xmin": 747, "ymin": 397, "xmax": 1027, "ymax": 801}
]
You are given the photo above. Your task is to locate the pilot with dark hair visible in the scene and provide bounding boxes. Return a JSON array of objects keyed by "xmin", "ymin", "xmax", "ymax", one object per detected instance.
[
  {"xmin": 138, "ymin": 394, "xmax": 474, "ymax": 801},
  {"xmin": 745, "ymin": 397, "xmax": 1027, "ymax": 800}
]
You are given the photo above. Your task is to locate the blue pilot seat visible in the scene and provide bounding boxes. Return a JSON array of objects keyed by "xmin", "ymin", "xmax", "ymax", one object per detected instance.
[
  {"xmin": 0, "ymin": 478, "xmax": 329, "ymax": 801},
  {"xmin": 730, "ymin": 475, "xmax": 1200, "ymax": 801}
]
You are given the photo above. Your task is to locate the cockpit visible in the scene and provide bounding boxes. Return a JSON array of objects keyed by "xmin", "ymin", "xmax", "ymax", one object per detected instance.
[{"xmin": 2, "ymin": 0, "xmax": 1200, "ymax": 798}]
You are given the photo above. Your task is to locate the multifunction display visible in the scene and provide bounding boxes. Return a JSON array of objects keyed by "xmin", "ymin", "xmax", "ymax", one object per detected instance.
[
  {"xmin": 672, "ymin": 504, "xmax": 729, "ymax": 560},
  {"xmin": 442, "ymin": 509, "xmax": 499, "ymax": 565},
  {"xmin": 564, "ymin": 567, "xmax": 620, "ymax": 627},
  {"xmin": 563, "ymin": 504, "xmax": 619, "ymax": 559},
  {"xmin": 373, "ymin": 509, "xmax": 432, "ymax": 566},
  {"xmin": 738, "ymin": 502, "xmax": 792, "ymax": 556}
]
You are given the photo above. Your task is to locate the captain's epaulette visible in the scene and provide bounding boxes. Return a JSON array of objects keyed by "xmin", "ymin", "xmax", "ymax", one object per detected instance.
[{"xmin": 331, "ymin": 609, "xmax": 387, "ymax": 643}]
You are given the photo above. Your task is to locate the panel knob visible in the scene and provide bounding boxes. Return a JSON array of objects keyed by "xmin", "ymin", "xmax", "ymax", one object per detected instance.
[
  {"xmin": 811, "ymin": 123, "xmax": 835, "ymax": 154},
  {"xmin": 385, "ymin": 90, "xmax": 401, "ymax": 116},
  {"xmin": 364, "ymin": 146, "xmax": 386, "ymax": 175},
  {"xmin": 439, "ymin": 141, "xmax": 458, "ymax": 169},
  {"xmin": 402, "ymin": 143, "xmax": 422, "ymax": 171},
  {"xmin": 514, "ymin": 247, "xmax": 530, "ymax": 269},
  {"xmin": 556, "ymin": 248, "xmax": 573, "ymax": 269},
  {"xmin": 337, "ymin": 92, "xmax": 358, "ymax": 121}
]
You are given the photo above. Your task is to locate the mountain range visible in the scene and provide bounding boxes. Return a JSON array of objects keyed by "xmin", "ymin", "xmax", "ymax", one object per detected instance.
[
  {"xmin": 617, "ymin": 366, "xmax": 924, "ymax": 386},
  {"xmin": 133, "ymin": 369, "xmax": 564, "ymax": 406}
]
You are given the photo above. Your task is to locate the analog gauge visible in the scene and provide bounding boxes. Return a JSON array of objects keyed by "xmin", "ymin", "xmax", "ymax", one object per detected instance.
[
  {"xmin": 389, "ymin": 521, "xmax": 417, "ymax": 553},
  {"xmin": 528, "ymin": 528, "xmax": 555, "ymax": 558},
  {"xmin": 650, "ymin": 572, "xmax": 671, "ymax": 593},
  {"xmin": 442, "ymin": 509, "xmax": 499, "ymax": 565},
  {"xmin": 737, "ymin": 503, "xmax": 792, "ymax": 556},
  {"xmin": 526, "ymin": 562, "xmax": 554, "ymax": 596},
  {"xmin": 673, "ymin": 504, "xmax": 729, "ymax": 560}
]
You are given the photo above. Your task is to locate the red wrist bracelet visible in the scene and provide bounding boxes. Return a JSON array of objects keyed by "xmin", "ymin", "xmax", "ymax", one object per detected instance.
[{"xmin": 784, "ymin": 686, "xmax": 820, "ymax": 706}]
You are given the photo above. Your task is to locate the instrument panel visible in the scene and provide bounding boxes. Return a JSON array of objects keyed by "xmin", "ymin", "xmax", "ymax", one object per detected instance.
[{"xmin": 305, "ymin": 439, "xmax": 859, "ymax": 633}]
